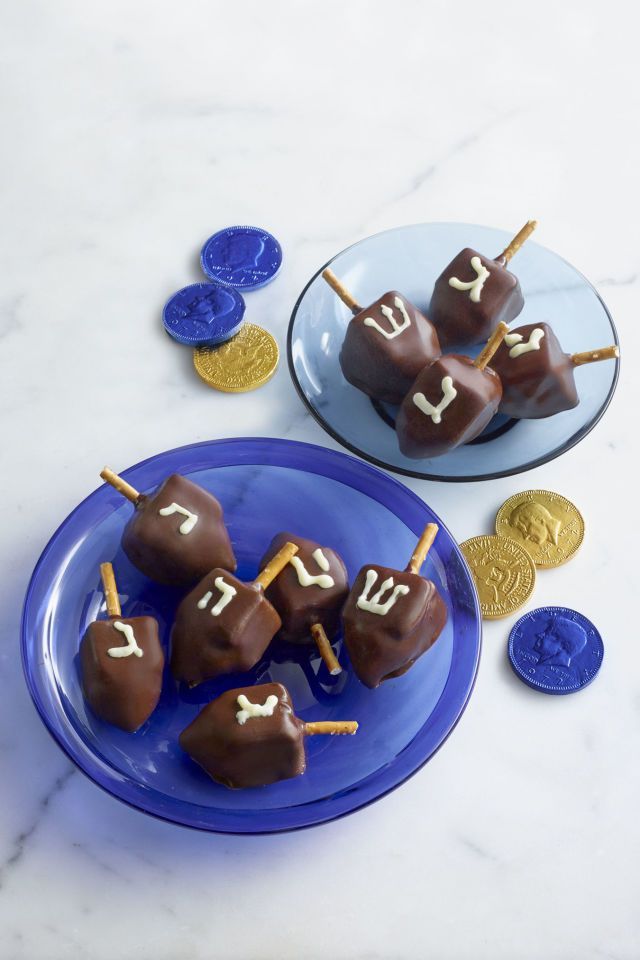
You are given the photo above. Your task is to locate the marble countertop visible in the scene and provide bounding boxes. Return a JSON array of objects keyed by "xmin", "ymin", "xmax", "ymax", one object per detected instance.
[{"xmin": 1, "ymin": 1, "xmax": 638, "ymax": 957}]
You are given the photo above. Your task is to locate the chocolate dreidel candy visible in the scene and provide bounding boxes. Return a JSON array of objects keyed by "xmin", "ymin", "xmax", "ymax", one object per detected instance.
[
  {"xmin": 259, "ymin": 532, "xmax": 349, "ymax": 675},
  {"xmin": 101, "ymin": 467, "xmax": 236, "ymax": 586},
  {"xmin": 342, "ymin": 523, "xmax": 448, "ymax": 688},
  {"xmin": 490, "ymin": 322, "xmax": 619, "ymax": 419},
  {"xmin": 322, "ymin": 268, "xmax": 441, "ymax": 405},
  {"xmin": 80, "ymin": 563, "xmax": 164, "ymax": 732},
  {"xmin": 171, "ymin": 541, "xmax": 299, "ymax": 687},
  {"xmin": 396, "ymin": 322, "xmax": 508, "ymax": 459},
  {"xmin": 430, "ymin": 220, "xmax": 537, "ymax": 349},
  {"xmin": 179, "ymin": 681, "xmax": 358, "ymax": 788}
]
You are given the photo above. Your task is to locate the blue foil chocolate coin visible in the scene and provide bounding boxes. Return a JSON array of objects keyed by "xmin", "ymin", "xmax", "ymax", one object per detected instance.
[
  {"xmin": 508, "ymin": 606, "xmax": 604, "ymax": 695},
  {"xmin": 163, "ymin": 282, "xmax": 245, "ymax": 346},
  {"xmin": 200, "ymin": 226, "xmax": 282, "ymax": 290}
]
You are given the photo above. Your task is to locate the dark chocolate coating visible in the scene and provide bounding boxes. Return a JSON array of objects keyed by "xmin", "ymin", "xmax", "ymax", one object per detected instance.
[
  {"xmin": 122, "ymin": 474, "xmax": 236, "ymax": 587},
  {"xmin": 342, "ymin": 565, "xmax": 447, "ymax": 688},
  {"xmin": 259, "ymin": 532, "xmax": 349, "ymax": 644},
  {"xmin": 180, "ymin": 682, "xmax": 305, "ymax": 788},
  {"xmin": 339, "ymin": 291, "xmax": 441, "ymax": 404},
  {"xmin": 171, "ymin": 569, "xmax": 281, "ymax": 686},
  {"xmin": 430, "ymin": 249, "xmax": 524, "ymax": 348},
  {"xmin": 396, "ymin": 354, "xmax": 502, "ymax": 459},
  {"xmin": 490, "ymin": 322, "xmax": 579, "ymax": 419},
  {"xmin": 80, "ymin": 616, "xmax": 164, "ymax": 732}
]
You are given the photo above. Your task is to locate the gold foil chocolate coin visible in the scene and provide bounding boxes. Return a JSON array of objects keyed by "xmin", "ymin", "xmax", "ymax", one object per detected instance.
[
  {"xmin": 495, "ymin": 490, "xmax": 584, "ymax": 568},
  {"xmin": 193, "ymin": 323, "xmax": 279, "ymax": 393},
  {"xmin": 460, "ymin": 535, "xmax": 536, "ymax": 620}
]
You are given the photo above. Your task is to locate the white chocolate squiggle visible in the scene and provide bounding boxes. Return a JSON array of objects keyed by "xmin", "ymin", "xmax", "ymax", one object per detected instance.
[
  {"xmin": 158, "ymin": 502, "xmax": 199, "ymax": 535},
  {"xmin": 448, "ymin": 256, "xmax": 490, "ymax": 303},
  {"xmin": 107, "ymin": 621, "xmax": 144, "ymax": 659},
  {"xmin": 236, "ymin": 693, "xmax": 279, "ymax": 725},
  {"xmin": 290, "ymin": 551, "xmax": 335, "ymax": 589},
  {"xmin": 197, "ymin": 576, "xmax": 237, "ymax": 615},
  {"xmin": 363, "ymin": 296, "xmax": 412, "ymax": 340},
  {"xmin": 312, "ymin": 548, "xmax": 330, "ymax": 571},
  {"xmin": 357, "ymin": 569, "xmax": 410, "ymax": 616},
  {"xmin": 505, "ymin": 327, "xmax": 545, "ymax": 358},
  {"xmin": 412, "ymin": 376, "xmax": 457, "ymax": 424}
]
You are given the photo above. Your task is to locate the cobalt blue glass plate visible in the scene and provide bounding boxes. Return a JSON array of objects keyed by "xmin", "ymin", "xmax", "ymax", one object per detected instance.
[
  {"xmin": 21, "ymin": 438, "xmax": 480, "ymax": 833},
  {"xmin": 287, "ymin": 223, "xmax": 620, "ymax": 481}
]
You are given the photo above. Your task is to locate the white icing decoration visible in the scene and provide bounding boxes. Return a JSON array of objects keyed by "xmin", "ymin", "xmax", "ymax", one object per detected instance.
[
  {"xmin": 363, "ymin": 296, "xmax": 412, "ymax": 340},
  {"xmin": 107, "ymin": 621, "xmax": 144, "ymax": 659},
  {"xmin": 236, "ymin": 693, "xmax": 279, "ymax": 725},
  {"xmin": 158, "ymin": 502, "xmax": 199, "ymax": 535},
  {"xmin": 290, "ymin": 549, "xmax": 335, "ymax": 589},
  {"xmin": 448, "ymin": 256, "xmax": 490, "ymax": 302},
  {"xmin": 197, "ymin": 576, "xmax": 237, "ymax": 615},
  {"xmin": 412, "ymin": 376, "xmax": 458, "ymax": 424},
  {"xmin": 505, "ymin": 327, "xmax": 545, "ymax": 358},
  {"xmin": 312, "ymin": 548, "xmax": 330, "ymax": 572},
  {"xmin": 356, "ymin": 569, "xmax": 410, "ymax": 616}
]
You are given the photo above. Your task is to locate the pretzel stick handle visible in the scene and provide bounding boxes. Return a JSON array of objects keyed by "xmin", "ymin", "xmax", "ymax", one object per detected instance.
[
  {"xmin": 100, "ymin": 467, "xmax": 140, "ymax": 504},
  {"xmin": 571, "ymin": 345, "xmax": 619, "ymax": 366},
  {"xmin": 474, "ymin": 322, "xmax": 509, "ymax": 370},
  {"xmin": 406, "ymin": 523, "xmax": 439, "ymax": 574},
  {"xmin": 311, "ymin": 623, "xmax": 342, "ymax": 676},
  {"xmin": 254, "ymin": 541, "xmax": 299, "ymax": 590},
  {"xmin": 496, "ymin": 220, "xmax": 538, "ymax": 264},
  {"xmin": 322, "ymin": 268, "xmax": 362, "ymax": 315},
  {"xmin": 304, "ymin": 721, "xmax": 358, "ymax": 736},
  {"xmin": 100, "ymin": 562, "xmax": 121, "ymax": 618}
]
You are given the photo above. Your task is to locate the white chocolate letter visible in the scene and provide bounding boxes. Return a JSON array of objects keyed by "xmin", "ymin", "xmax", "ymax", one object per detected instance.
[
  {"xmin": 236, "ymin": 694, "xmax": 279, "ymax": 725},
  {"xmin": 505, "ymin": 327, "xmax": 545, "ymax": 358},
  {"xmin": 412, "ymin": 376, "xmax": 457, "ymax": 424},
  {"xmin": 363, "ymin": 296, "xmax": 412, "ymax": 340},
  {"xmin": 448, "ymin": 256, "xmax": 490, "ymax": 302},
  {"xmin": 357, "ymin": 569, "xmax": 410, "ymax": 616},
  {"xmin": 290, "ymin": 547, "xmax": 335, "ymax": 589},
  {"xmin": 197, "ymin": 576, "xmax": 237, "ymax": 615},
  {"xmin": 158, "ymin": 502, "xmax": 199, "ymax": 535},
  {"xmin": 107, "ymin": 621, "xmax": 144, "ymax": 659}
]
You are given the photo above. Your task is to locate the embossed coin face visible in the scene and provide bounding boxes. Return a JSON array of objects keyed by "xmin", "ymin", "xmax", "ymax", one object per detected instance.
[
  {"xmin": 495, "ymin": 490, "xmax": 584, "ymax": 568},
  {"xmin": 200, "ymin": 226, "xmax": 282, "ymax": 291},
  {"xmin": 163, "ymin": 282, "xmax": 245, "ymax": 346},
  {"xmin": 193, "ymin": 323, "xmax": 279, "ymax": 393},
  {"xmin": 460, "ymin": 535, "xmax": 536, "ymax": 620},
  {"xmin": 508, "ymin": 606, "xmax": 604, "ymax": 694}
]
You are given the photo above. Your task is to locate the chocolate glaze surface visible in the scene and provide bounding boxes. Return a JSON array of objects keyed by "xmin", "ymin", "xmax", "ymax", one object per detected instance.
[
  {"xmin": 171, "ymin": 569, "xmax": 281, "ymax": 686},
  {"xmin": 259, "ymin": 532, "xmax": 349, "ymax": 644},
  {"xmin": 80, "ymin": 616, "xmax": 164, "ymax": 732},
  {"xmin": 490, "ymin": 322, "xmax": 579, "ymax": 419},
  {"xmin": 396, "ymin": 354, "xmax": 502, "ymax": 459},
  {"xmin": 430, "ymin": 249, "xmax": 524, "ymax": 348},
  {"xmin": 339, "ymin": 291, "xmax": 441, "ymax": 404},
  {"xmin": 180, "ymin": 682, "xmax": 305, "ymax": 788},
  {"xmin": 342, "ymin": 565, "xmax": 447, "ymax": 688},
  {"xmin": 122, "ymin": 474, "xmax": 236, "ymax": 587}
]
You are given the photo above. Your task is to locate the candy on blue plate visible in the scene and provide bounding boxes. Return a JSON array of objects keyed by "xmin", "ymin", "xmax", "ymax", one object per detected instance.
[
  {"xmin": 21, "ymin": 438, "xmax": 480, "ymax": 833},
  {"xmin": 508, "ymin": 606, "xmax": 604, "ymax": 694},
  {"xmin": 163, "ymin": 281, "xmax": 245, "ymax": 346},
  {"xmin": 200, "ymin": 226, "xmax": 282, "ymax": 291}
]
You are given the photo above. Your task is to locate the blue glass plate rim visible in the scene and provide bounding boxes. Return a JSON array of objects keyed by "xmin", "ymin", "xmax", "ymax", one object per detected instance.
[
  {"xmin": 21, "ymin": 437, "xmax": 481, "ymax": 834},
  {"xmin": 286, "ymin": 222, "xmax": 620, "ymax": 483}
]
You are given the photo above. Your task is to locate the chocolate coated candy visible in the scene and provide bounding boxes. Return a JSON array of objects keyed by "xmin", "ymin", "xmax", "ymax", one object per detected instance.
[
  {"xmin": 339, "ymin": 291, "xmax": 441, "ymax": 404},
  {"xmin": 490, "ymin": 322, "xmax": 579, "ymax": 419},
  {"xmin": 430, "ymin": 249, "xmax": 524, "ymax": 348},
  {"xmin": 259, "ymin": 532, "xmax": 349, "ymax": 644},
  {"xmin": 342, "ymin": 565, "xmax": 447, "ymax": 688},
  {"xmin": 396, "ymin": 355, "xmax": 502, "ymax": 459},
  {"xmin": 180, "ymin": 682, "xmax": 305, "ymax": 788},
  {"xmin": 80, "ymin": 616, "xmax": 164, "ymax": 732},
  {"xmin": 171, "ymin": 569, "xmax": 281, "ymax": 686},
  {"xmin": 122, "ymin": 474, "xmax": 236, "ymax": 586}
]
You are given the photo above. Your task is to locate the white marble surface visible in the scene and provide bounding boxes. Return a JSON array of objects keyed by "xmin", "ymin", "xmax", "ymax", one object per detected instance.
[{"xmin": 1, "ymin": 2, "xmax": 638, "ymax": 957}]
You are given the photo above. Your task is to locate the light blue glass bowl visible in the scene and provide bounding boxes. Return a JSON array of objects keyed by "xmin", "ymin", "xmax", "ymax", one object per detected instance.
[
  {"xmin": 288, "ymin": 223, "xmax": 620, "ymax": 481},
  {"xmin": 21, "ymin": 439, "xmax": 481, "ymax": 833}
]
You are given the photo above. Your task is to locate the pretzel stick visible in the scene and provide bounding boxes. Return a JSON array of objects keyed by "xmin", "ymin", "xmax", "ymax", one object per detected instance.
[
  {"xmin": 322, "ymin": 268, "xmax": 362, "ymax": 315},
  {"xmin": 310, "ymin": 623, "xmax": 342, "ymax": 676},
  {"xmin": 100, "ymin": 467, "xmax": 140, "ymax": 504},
  {"xmin": 254, "ymin": 542, "xmax": 299, "ymax": 590},
  {"xmin": 100, "ymin": 562, "xmax": 121, "ymax": 618},
  {"xmin": 571, "ymin": 345, "xmax": 619, "ymax": 366},
  {"xmin": 304, "ymin": 721, "xmax": 358, "ymax": 735},
  {"xmin": 406, "ymin": 523, "xmax": 439, "ymax": 574},
  {"xmin": 474, "ymin": 322, "xmax": 509, "ymax": 370},
  {"xmin": 496, "ymin": 220, "xmax": 538, "ymax": 264}
]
